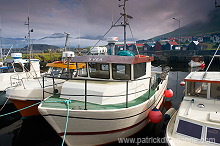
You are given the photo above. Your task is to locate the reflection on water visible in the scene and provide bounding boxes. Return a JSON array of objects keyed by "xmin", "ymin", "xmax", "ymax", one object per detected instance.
[{"xmin": 0, "ymin": 62, "xmax": 219, "ymax": 146}]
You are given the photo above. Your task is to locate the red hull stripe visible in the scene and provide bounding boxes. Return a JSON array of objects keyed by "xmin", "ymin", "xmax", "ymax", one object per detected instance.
[{"xmin": 57, "ymin": 96, "xmax": 164, "ymax": 136}]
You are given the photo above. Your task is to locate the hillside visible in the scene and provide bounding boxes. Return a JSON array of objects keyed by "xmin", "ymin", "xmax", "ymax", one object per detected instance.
[
  {"xmin": 154, "ymin": 8, "xmax": 220, "ymax": 39},
  {"xmin": 23, "ymin": 44, "xmax": 60, "ymax": 50}
]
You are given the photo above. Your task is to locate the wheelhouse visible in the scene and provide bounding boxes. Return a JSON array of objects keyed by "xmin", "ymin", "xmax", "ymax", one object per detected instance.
[{"xmin": 70, "ymin": 55, "xmax": 154, "ymax": 80}]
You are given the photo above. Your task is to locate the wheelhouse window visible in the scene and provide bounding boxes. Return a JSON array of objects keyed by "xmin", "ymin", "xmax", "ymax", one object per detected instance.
[
  {"xmin": 177, "ymin": 119, "xmax": 202, "ymax": 139},
  {"xmin": 60, "ymin": 68, "xmax": 76, "ymax": 79},
  {"xmin": 49, "ymin": 67, "xmax": 62, "ymax": 77},
  {"xmin": 187, "ymin": 81, "xmax": 207, "ymax": 97},
  {"xmin": 206, "ymin": 127, "xmax": 220, "ymax": 144},
  {"xmin": 14, "ymin": 63, "xmax": 24, "ymax": 72},
  {"xmin": 112, "ymin": 64, "xmax": 131, "ymax": 80},
  {"xmin": 89, "ymin": 63, "xmax": 110, "ymax": 79},
  {"xmin": 134, "ymin": 62, "xmax": 146, "ymax": 79},
  {"xmin": 210, "ymin": 83, "xmax": 220, "ymax": 99}
]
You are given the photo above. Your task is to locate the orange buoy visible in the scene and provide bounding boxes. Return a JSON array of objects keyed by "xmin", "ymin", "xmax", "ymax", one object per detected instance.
[
  {"xmin": 164, "ymin": 88, "xmax": 173, "ymax": 98},
  {"xmin": 149, "ymin": 107, "xmax": 163, "ymax": 123},
  {"xmin": 180, "ymin": 81, "xmax": 185, "ymax": 86}
]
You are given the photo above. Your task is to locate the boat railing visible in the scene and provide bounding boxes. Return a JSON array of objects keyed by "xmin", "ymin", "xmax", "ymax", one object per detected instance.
[{"xmin": 42, "ymin": 73, "xmax": 163, "ymax": 109}]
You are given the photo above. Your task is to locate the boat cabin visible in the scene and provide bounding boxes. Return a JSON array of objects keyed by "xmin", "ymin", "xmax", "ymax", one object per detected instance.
[
  {"xmin": 46, "ymin": 61, "xmax": 86, "ymax": 78},
  {"xmin": 171, "ymin": 72, "xmax": 220, "ymax": 145},
  {"xmin": 1, "ymin": 58, "xmax": 40, "ymax": 76},
  {"xmin": 185, "ymin": 72, "xmax": 220, "ymax": 100},
  {"xmin": 70, "ymin": 55, "xmax": 154, "ymax": 80}
]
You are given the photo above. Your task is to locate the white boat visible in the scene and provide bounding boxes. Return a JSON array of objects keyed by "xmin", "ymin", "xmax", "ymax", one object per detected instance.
[
  {"xmin": 6, "ymin": 58, "xmax": 86, "ymax": 117},
  {"xmin": 38, "ymin": 1, "xmax": 170, "ymax": 145},
  {"xmin": 188, "ymin": 60, "xmax": 204, "ymax": 67},
  {"xmin": 0, "ymin": 53, "xmax": 40, "ymax": 105},
  {"xmin": 166, "ymin": 46, "xmax": 220, "ymax": 146},
  {"xmin": 188, "ymin": 55, "xmax": 205, "ymax": 67},
  {"xmin": 38, "ymin": 54, "xmax": 169, "ymax": 146}
]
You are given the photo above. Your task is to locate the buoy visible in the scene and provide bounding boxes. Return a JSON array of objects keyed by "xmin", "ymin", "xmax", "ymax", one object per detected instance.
[
  {"xmin": 180, "ymin": 81, "xmax": 185, "ymax": 86},
  {"xmin": 201, "ymin": 63, "xmax": 205, "ymax": 69},
  {"xmin": 149, "ymin": 107, "xmax": 163, "ymax": 123},
  {"xmin": 164, "ymin": 89, "xmax": 173, "ymax": 98},
  {"xmin": 164, "ymin": 101, "xmax": 172, "ymax": 110},
  {"xmin": 164, "ymin": 108, "xmax": 176, "ymax": 120}
]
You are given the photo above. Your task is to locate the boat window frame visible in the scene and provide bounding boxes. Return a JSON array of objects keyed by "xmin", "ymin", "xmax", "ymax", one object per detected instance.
[
  {"xmin": 112, "ymin": 63, "xmax": 131, "ymax": 80},
  {"xmin": 205, "ymin": 126, "xmax": 220, "ymax": 145},
  {"xmin": 175, "ymin": 118, "xmax": 204, "ymax": 140}
]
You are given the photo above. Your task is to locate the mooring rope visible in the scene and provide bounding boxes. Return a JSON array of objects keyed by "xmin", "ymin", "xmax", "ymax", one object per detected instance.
[
  {"xmin": 62, "ymin": 100, "xmax": 71, "ymax": 146},
  {"xmin": 0, "ymin": 101, "xmax": 42, "ymax": 117}
]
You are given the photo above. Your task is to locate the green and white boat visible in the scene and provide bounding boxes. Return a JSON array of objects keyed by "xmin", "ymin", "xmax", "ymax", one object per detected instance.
[{"xmin": 38, "ymin": 1, "xmax": 169, "ymax": 145}]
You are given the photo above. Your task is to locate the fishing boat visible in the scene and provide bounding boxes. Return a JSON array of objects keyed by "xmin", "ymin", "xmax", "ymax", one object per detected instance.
[
  {"xmin": 38, "ymin": 1, "xmax": 170, "ymax": 145},
  {"xmin": 166, "ymin": 46, "xmax": 220, "ymax": 146},
  {"xmin": 6, "ymin": 55, "xmax": 86, "ymax": 117},
  {"xmin": 6, "ymin": 33, "xmax": 86, "ymax": 118},
  {"xmin": 0, "ymin": 53, "xmax": 40, "ymax": 105},
  {"xmin": 188, "ymin": 56, "xmax": 205, "ymax": 68}
]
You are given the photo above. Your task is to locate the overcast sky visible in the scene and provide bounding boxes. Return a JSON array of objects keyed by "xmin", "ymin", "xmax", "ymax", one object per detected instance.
[{"xmin": 0, "ymin": 0, "xmax": 217, "ymax": 47}]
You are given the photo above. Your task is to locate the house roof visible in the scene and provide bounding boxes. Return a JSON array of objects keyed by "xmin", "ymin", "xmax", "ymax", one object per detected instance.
[
  {"xmin": 168, "ymin": 41, "xmax": 179, "ymax": 45},
  {"xmin": 192, "ymin": 41, "xmax": 199, "ymax": 45}
]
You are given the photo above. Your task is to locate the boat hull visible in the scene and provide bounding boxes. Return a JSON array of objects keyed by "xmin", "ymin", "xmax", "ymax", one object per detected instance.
[
  {"xmin": 188, "ymin": 60, "xmax": 204, "ymax": 67},
  {"xmin": 39, "ymin": 78, "xmax": 167, "ymax": 146},
  {"xmin": 10, "ymin": 99, "xmax": 40, "ymax": 117}
]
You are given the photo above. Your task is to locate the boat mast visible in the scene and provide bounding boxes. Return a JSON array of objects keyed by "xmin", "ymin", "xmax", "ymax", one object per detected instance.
[
  {"xmin": 122, "ymin": 0, "xmax": 127, "ymax": 50},
  {"xmin": 25, "ymin": 17, "xmax": 33, "ymax": 59},
  {"xmin": 64, "ymin": 32, "xmax": 70, "ymax": 52},
  {"xmin": 0, "ymin": 15, "xmax": 2, "ymax": 61},
  {"xmin": 115, "ymin": 0, "xmax": 133, "ymax": 50}
]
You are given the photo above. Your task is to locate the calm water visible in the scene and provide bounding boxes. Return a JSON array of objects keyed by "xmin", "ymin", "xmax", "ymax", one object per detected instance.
[{"xmin": 0, "ymin": 62, "xmax": 219, "ymax": 146}]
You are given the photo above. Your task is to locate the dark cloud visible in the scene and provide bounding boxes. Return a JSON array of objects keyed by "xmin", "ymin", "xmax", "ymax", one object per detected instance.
[{"xmin": 0, "ymin": 0, "xmax": 217, "ymax": 47}]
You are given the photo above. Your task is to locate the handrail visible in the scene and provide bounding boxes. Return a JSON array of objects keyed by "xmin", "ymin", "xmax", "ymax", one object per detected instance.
[{"xmin": 42, "ymin": 73, "xmax": 163, "ymax": 109}]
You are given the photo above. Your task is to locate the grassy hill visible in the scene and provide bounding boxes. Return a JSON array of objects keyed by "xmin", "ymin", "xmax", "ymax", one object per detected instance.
[{"xmin": 154, "ymin": 8, "xmax": 220, "ymax": 39}]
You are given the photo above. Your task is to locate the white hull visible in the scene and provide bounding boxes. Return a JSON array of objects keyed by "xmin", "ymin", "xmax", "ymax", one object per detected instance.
[
  {"xmin": 6, "ymin": 78, "xmax": 65, "ymax": 101},
  {"xmin": 188, "ymin": 60, "xmax": 204, "ymax": 67},
  {"xmin": 39, "ymin": 76, "xmax": 167, "ymax": 146}
]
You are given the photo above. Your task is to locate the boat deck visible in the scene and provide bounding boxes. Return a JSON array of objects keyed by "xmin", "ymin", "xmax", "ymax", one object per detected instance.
[
  {"xmin": 41, "ymin": 88, "xmax": 156, "ymax": 110},
  {"xmin": 178, "ymin": 96, "xmax": 220, "ymax": 125}
]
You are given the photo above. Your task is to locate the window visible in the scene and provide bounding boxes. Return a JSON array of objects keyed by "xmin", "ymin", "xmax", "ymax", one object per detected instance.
[
  {"xmin": 187, "ymin": 82, "xmax": 207, "ymax": 97},
  {"xmin": 206, "ymin": 127, "xmax": 220, "ymax": 144},
  {"xmin": 50, "ymin": 67, "xmax": 62, "ymax": 77},
  {"xmin": 210, "ymin": 83, "xmax": 220, "ymax": 99},
  {"xmin": 14, "ymin": 63, "xmax": 23, "ymax": 72},
  {"xmin": 89, "ymin": 63, "xmax": 110, "ymax": 79},
  {"xmin": 134, "ymin": 62, "xmax": 146, "ymax": 79},
  {"xmin": 112, "ymin": 64, "xmax": 131, "ymax": 80},
  {"xmin": 177, "ymin": 119, "xmax": 202, "ymax": 139}
]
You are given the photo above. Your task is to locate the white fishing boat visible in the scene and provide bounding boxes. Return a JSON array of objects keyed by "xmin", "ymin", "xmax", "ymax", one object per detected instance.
[
  {"xmin": 188, "ymin": 56, "xmax": 205, "ymax": 67},
  {"xmin": 188, "ymin": 60, "xmax": 205, "ymax": 68},
  {"xmin": 6, "ymin": 57, "xmax": 86, "ymax": 117},
  {"xmin": 166, "ymin": 46, "xmax": 220, "ymax": 146},
  {"xmin": 0, "ymin": 53, "xmax": 40, "ymax": 105},
  {"xmin": 38, "ymin": 1, "xmax": 170, "ymax": 145},
  {"xmin": 6, "ymin": 33, "xmax": 86, "ymax": 118}
]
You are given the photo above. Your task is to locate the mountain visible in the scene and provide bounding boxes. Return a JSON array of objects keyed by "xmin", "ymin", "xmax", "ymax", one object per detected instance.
[
  {"xmin": 23, "ymin": 44, "xmax": 60, "ymax": 50},
  {"xmin": 154, "ymin": 8, "xmax": 220, "ymax": 39}
]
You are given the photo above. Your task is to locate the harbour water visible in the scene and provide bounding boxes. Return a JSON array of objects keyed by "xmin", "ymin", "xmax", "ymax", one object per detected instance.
[{"xmin": 0, "ymin": 62, "xmax": 219, "ymax": 146}]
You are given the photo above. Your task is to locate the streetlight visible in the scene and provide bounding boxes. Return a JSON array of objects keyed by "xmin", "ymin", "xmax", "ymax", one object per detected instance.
[{"xmin": 173, "ymin": 18, "xmax": 181, "ymax": 43}]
